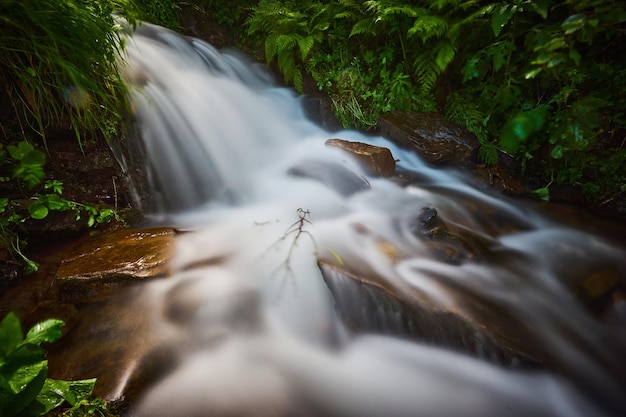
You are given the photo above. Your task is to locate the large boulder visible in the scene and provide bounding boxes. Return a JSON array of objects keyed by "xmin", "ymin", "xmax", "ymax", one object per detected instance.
[
  {"xmin": 378, "ymin": 111, "xmax": 480, "ymax": 167},
  {"xmin": 55, "ymin": 227, "xmax": 176, "ymax": 301}
]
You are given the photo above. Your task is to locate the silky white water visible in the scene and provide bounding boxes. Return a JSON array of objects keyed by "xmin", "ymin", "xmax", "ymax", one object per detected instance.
[{"xmin": 112, "ymin": 23, "xmax": 626, "ymax": 416}]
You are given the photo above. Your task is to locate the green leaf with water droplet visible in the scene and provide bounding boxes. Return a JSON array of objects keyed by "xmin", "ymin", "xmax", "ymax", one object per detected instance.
[
  {"xmin": 492, "ymin": 5, "xmax": 515, "ymax": 37},
  {"xmin": 28, "ymin": 202, "xmax": 48, "ymax": 220},
  {"xmin": 24, "ymin": 319, "xmax": 64, "ymax": 346}
]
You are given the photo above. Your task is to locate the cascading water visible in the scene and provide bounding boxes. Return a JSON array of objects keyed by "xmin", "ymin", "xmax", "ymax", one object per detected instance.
[{"xmin": 109, "ymin": 22, "xmax": 626, "ymax": 416}]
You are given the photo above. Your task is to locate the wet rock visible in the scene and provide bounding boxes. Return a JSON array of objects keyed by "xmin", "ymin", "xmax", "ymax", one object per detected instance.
[
  {"xmin": 325, "ymin": 139, "xmax": 396, "ymax": 177},
  {"xmin": 579, "ymin": 270, "xmax": 620, "ymax": 301},
  {"xmin": 414, "ymin": 207, "xmax": 445, "ymax": 239},
  {"xmin": 410, "ymin": 207, "xmax": 490, "ymax": 263},
  {"xmin": 378, "ymin": 111, "xmax": 480, "ymax": 166},
  {"xmin": 473, "ymin": 163, "xmax": 528, "ymax": 196},
  {"xmin": 319, "ymin": 262, "xmax": 538, "ymax": 367},
  {"xmin": 55, "ymin": 227, "xmax": 175, "ymax": 301}
]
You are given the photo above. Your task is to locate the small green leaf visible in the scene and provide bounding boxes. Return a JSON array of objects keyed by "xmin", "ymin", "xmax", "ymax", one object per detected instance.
[
  {"xmin": 562, "ymin": 14, "xmax": 586, "ymax": 34},
  {"xmin": 551, "ymin": 145, "xmax": 564, "ymax": 159},
  {"xmin": 492, "ymin": 5, "xmax": 515, "ymax": 37},
  {"xmin": 0, "ymin": 198, "xmax": 9, "ymax": 213},
  {"xmin": 7, "ymin": 142, "xmax": 34, "ymax": 161},
  {"xmin": 0, "ymin": 312, "xmax": 24, "ymax": 356},
  {"xmin": 525, "ymin": 67, "xmax": 543, "ymax": 79},
  {"xmin": 569, "ymin": 49, "xmax": 581, "ymax": 66},
  {"xmin": 45, "ymin": 194, "xmax": 69, "ymax": 211},
  {"xmin": 28, "ymin": 202, "xmax": 48, "ymax": 220},
  {"xmin": 24, "ymin": 319, "xmax": 64, "ymax": 346},
  {"xmin": 532, "ymin": 186, "xmax": 550, "ymax": 201},
  {"xmin": 529, "ymin": 0, "xmax": 550, "ymax": 19},
  {"xmin": 21, "ymin": 150, "xmax": 46, "ymax": 167}
]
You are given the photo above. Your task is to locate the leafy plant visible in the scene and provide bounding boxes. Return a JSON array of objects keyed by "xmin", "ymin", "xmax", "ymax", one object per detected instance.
[
  {"xmin": 0, "ymin": 141, "xmax": 119, "ymax": 273},
  {"xmin": 0, "ymin": 312, "xmax": 101, "ymax": 417},
  {"xmin": 245, "ymin": 0, "xmax": 625, "ymax": 204}
]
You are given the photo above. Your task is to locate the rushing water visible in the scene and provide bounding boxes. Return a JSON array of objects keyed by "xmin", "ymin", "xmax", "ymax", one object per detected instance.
[{"xmin": 112, "ymin": 23, "xmax": 626, "ymax": 416}]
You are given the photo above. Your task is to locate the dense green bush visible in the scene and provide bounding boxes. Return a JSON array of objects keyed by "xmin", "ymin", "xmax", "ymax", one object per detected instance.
[{"xmin": 246, "ymin": 0, "xmax": 626, "ymax": 203}]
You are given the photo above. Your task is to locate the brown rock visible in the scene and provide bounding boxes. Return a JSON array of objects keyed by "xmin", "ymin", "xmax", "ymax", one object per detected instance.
[
  {"xmin": 56, "ymin": 227, "xmax": 175, "ymax": 300},
  {"xmin": 378, "ymin": 111, "xmax": 479, "ymax": 166},
  {"xmin": 325, "ymin": 138, "xmax": 396, "ymax": 177}
]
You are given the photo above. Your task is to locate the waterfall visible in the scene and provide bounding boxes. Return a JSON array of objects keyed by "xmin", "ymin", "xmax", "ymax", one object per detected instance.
[{"xmin": 113, "ymin": 23, "xmax": 626, "ymax": 416}]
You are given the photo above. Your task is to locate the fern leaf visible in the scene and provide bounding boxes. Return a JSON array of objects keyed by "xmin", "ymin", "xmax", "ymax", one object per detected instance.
[
  {"xmin": 435, "ymin": 40, "xmax": 457, "ymax": 73},
  {"xmin": 407, "ymin": 15, "xmax": 449, "ymax": 41},
  {"xmin": 292, "ymin": 68, "xmax": 304, "ymax": 93},
  {"xmin": 478, "ymin": 142, "xmax": 499, "ymax": 165},
  {"xmin": 298, "ymin": 35, "xmax": 315, "ymax": 60},
  {"xmin": 265, "ymin": 34, "xmax": 278, "ymax": 63},
  {"xmin": 381, "ymin": 6, "xmax": 423, "ymax": 19},
  {"xmin": 276, "ymin": 34, "xmax": 299, "ymax": 54},
  {"xmin": 350, "ymin": 18, "xmax": 376, "ymax": 37}
]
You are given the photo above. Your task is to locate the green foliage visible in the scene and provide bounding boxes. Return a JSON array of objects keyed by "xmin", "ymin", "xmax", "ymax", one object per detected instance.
[
  {"xmin": 131, "ymin": 0, "xmax": 182, "ymax": 29},
  {"xmin": 246, "ymin": 0, "xmax": 625, "ymax": 202},
  {"xmin": 0, "ymin": 0, "xmax": 136, "ymax": 146},
  {"xmin": 0, "ymin": 312, "xmax": 101, "ymax": 417},
  {"xmin": 0, "ymin": 141, "xmax": 119, "ymax": 273}
]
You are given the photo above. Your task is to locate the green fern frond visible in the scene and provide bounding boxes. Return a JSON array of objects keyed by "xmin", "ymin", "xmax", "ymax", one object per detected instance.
[
  {"xmin": 298, "ymin": 35, "xmax": 315, "ymax": 60},
  {"xmin": 350, "ymin": 18, "xmax": 376, "ymax": 37},
  {"xmin": 478, "ymin": 142, "xmax": 499, "ymax": 165},
  {"xmin": 381, "ymin": 6, "xmax": 424, "ymax": 19},
  {"xmin": 407, "ymin": 15, "xmax": 449, "ymax": 41},
  {"xmin": 435, "ymin": 40, "xmax": 457, "ymax": 72},
  {"xmin": 265, "ymin": 33, "xmax": 278, "ymax": 63},
  {"xmin": 413, "ymin": 56, "xmax": 439, "ymax": 91},
  {"xmin": 292, "ymin": 68, "xmax": 304, "ymax": 92},
  {"xmin": 276, "ymin": 33, "xmax": 299, "ymax": 53}
]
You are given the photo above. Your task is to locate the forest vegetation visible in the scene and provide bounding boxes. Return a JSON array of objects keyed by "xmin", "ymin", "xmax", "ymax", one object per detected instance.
[
  {"xmin": 1, "ymin": 0, "xmax": 625, "ymax": 266},
  {"xmin": 0, "ymin": 1, "xmax": 624, "ymax": 415}
]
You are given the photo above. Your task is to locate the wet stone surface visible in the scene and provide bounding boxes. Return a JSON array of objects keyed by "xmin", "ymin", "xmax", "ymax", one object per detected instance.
[
  {"xmin": 55, "ymin": 227, "xmax": 175, "ymax": 301},
  {"xmin": 378, "ymin": 111, "xmax": 480, "ymax": 167}
]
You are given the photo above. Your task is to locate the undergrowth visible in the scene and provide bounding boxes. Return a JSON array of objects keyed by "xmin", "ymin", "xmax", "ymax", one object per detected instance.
[{"xmin": 245, "ymin": 0, "xmax": 626, "ymax": 203}]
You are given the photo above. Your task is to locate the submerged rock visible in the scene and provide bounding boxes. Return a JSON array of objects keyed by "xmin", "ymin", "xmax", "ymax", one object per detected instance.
[
  {"xmin": 319, "ymin": 262, "xmax": 538, "ymax": 367},
  {"xmin": 378, "ymin": 111, "xmax": 479, "ymax": 166},
  {"xmin": 55, "ymin": 227, "xmax": 175, "ymax": 301}
]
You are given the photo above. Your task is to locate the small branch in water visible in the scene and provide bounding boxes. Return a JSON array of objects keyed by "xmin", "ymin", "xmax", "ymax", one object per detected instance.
[{"xmin": 260, "ymin": 208, "xmax": 317, "ymax": 300}]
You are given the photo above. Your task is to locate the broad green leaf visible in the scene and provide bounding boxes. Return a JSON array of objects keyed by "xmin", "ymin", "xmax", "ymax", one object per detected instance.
[
  {"xmin": 23, "ymin": 377, "xmax": 96, "ymax": 415},
  {"xmin": 24, "ymin": 319, "xmax": 64, "ymax": 346},
  {"xmin": 4, "ymin": 362, "xmax": 47, "ymax": 417},
  {"xmin": 7, "ymin": 361, "xmax": 46, "ymax": 394},
  {"xmin": 569, "ymin": 49, "xmax": 581, "ymax": 66},
  {"xmin": 0, "ymin": 197, "xmax": 8, "ymax": 213},
  {"xmin": 28, "ymin": 202, "xmax": 48, "ymax": 220},
  {"xmin": 562, "ymin": 14, "xmax": 586, "ymax": 34},
  {"xmin": 0, "ymin": 312, "xmax": 23, "ymax": 356},
  {"xmin": 7, "ymin": 142, "xmax": 34, "ymax": 161},
  {"xmin": 500, "ymin": 105, "xmax": 550, "ymax": 154},
  {"xmin": 491, "ymin": 5, "xmax": 515, "ymax": 37},
  {"xmin": 4, "ymin": 343, "xmax": 43, "ymax": 366},
  {"xmin": 20, "ymin": 150, "xmax": 46, "ymax": 167},
  {"xmin": 529, "ymin": 0, "xmax": 550, "ymax": 19},
  {"xmin": 45, "ymin": 194, "xmax": 69, "ymax": 211},
  {"xmin": 525, "ymin": 67, "xmax": 543, "ymax": 79}
]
